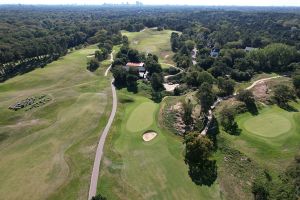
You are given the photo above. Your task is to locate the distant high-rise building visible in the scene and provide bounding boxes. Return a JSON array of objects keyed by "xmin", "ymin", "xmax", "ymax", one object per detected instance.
[{"xmin": 136, "ymin": 1, "xmax": 143, "ymax": 6}]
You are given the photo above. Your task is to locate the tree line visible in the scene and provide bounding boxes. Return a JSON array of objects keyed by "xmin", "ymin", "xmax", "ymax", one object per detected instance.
[{"xmin": 1, "ymin": 5, "xmax": 300, "ymax": 81}]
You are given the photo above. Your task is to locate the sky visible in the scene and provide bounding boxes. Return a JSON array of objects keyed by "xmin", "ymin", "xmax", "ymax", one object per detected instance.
[{"xmin": 0, "ymin": 0, "xmax": 300, "ymax": 6}]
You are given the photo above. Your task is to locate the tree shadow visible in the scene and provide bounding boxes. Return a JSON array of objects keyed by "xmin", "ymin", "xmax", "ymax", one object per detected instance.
[
  {"xmin": 187, "ymin": 159, "xmax": 217, "ymax": 186},
  {"xmin": 278, "ymin": 103, "xmax": 298, "ymax": 112}
]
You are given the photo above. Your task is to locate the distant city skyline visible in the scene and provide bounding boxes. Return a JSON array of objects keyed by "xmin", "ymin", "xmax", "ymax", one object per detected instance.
[{"xmin": 0, "ymin": 0, "xmax": 300, "ymax": 6}]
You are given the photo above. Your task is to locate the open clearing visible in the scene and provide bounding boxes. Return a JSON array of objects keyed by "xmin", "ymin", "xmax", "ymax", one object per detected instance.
[
  {"xmin": 226, "ymin": 103, "xmax": 300, "ymax": 171},
  {"xmin": 0, "ymin": 45, "xmax": 112, "ymax": 200},
  {"xmin": 122, "ymin": 28, "xmax": 177, "ymax": 66},
  {"xmin": 98, "ymin": 91, "xmax": 222, "ymax": 200}
]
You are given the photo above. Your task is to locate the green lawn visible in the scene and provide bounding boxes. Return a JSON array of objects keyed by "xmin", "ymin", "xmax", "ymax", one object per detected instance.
[
  {"xmin": 0, "ymin": 45, "xmax": 112, "ymax": 200},
  {"xmin": 98, "ymin": 91, "xmax": 222, "ymax": 200},
  {"xmin": 126, "ymin": 102, "xmax": 157, "ymax": 132},
  {"xmin": 122, "ymin": 28, "xmax": 177, "ymax": 67},
  {"xmin": 225, "ymin": 103, "xmax": 300, "ymax": 171},
  {"xmin": 242, "ymin": 113, "xmax": 292, "ymax": 137}
]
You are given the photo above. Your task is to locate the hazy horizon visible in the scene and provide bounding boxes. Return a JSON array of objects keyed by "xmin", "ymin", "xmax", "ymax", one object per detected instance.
[{"xmin": 0, "ymin": 0, "xmax": 300, "ymax": 7}]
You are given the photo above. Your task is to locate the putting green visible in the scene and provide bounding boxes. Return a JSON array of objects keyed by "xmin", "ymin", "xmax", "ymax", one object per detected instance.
[
  {"xmin": 243, "ymin": 113, "xmax": 292, "ymax": 137},
  {"xmin": 126, "ymin": 102, "xmax": 157, "ymax": 132}
]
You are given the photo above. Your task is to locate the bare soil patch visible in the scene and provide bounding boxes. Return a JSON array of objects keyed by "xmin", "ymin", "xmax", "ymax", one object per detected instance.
[
  {"xmin": 163, "ymin": 83, "xmax": 179, "ymax": 92},
  {"xmin": 251, "ymin": 81, "xmax": 269, "ymax": 102}
]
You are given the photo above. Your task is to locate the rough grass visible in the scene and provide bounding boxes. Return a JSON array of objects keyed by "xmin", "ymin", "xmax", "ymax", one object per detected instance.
[
  {"xmin": 227, "ymin": 103, "xmax": 300, "ymax": 172},
  {"xmin": 122, "ymin": 28, "xmax": 177, "ymax": 66},
  {"xmin": 0, "ymin": 45, "xmax": 112, "ymax": 200},
  {"xmin": 235, "ymin": 72, "xmax": 278, "ymax": 91},
  {"xmin": 98, "ymin": 91, "xmax": 222, "ymax": 200}
]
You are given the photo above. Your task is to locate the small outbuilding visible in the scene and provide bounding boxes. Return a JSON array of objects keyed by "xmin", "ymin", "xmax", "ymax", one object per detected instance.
[{"xmin": 124, "ymin": 62, "xmax": 148, "ymax": 78}]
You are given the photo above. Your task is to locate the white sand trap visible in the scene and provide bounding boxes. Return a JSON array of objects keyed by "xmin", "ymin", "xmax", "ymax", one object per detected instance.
[
  {"xmin": 142, "ymin": 131, "xmax": 157, "ymax": 142},
  {"xmin": 87, "ymin": 55, "xmax": 94, "ymax": 58},
  {"xmin": 163, "ymin": 83, "xmax": 179, "ymax": 92}
]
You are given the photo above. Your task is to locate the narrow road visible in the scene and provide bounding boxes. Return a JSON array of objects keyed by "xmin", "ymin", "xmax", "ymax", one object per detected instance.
[
  {"xmin": 200, "ymin": 75, "xmax": 281, "ymax": 135},
  {"xmin": 246, "ymin": 76, "xmax": 281, "ymax": 90},
  {"xmin": 88, "ymin": 52, "xmax": 117, "ymax": 200},
  {"xmin": 104, "ymin": 51, "xmax": 114, "ymax": 77},
  {"xmin": 162, "ymin": 63, "xmax": 184, "ymax": 82}
]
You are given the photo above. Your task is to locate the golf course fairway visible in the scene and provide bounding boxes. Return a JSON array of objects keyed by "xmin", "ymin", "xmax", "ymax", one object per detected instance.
[
  {"xmin": 98, "ymin": 90, "xmax": 222, "ymax": 200},
  {"xmin": 0, "ymin": 46, "xmax": 112, "ymax": 200},
  {"xmin": 122, "ymin": 28, "xmax": 176, "ymax": 66}
]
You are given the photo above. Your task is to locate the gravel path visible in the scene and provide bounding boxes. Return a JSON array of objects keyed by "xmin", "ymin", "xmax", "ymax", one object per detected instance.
[
  {"xmin": 246, "ymin": 76, "xmax": 281, "ymax": 90},
  {"xmin": 200, "ymin": 75, "xmax": 282, "ymax": 135},
  {"xmin": 88, "ymin": 53, "xmax": 117, "ymax": 200}
]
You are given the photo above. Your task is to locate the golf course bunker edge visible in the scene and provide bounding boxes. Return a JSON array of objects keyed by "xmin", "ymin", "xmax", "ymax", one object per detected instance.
[{"xmin": 142, "ymin": 130, "xmax": 158, "ymax": 142}]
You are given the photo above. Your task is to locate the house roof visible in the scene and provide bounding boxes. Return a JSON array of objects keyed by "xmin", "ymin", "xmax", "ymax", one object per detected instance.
[{"xmin": 126, "ymin": 62, "xmax": 144, "ymax": 67}]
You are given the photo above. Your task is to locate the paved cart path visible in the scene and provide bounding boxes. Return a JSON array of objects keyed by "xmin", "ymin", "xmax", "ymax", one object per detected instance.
[{"xmin": 88, "ymin": 52, "xmax": 117, "ymax": 200}]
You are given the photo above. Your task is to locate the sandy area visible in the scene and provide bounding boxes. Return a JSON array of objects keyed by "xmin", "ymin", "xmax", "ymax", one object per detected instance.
[
  {"xmin": 142, "ymin": 131, "xmax": 157, "ymax": 142},
  {"xmin": 163, "ymin": 83, "xmax": 179, "ymax": 92}
]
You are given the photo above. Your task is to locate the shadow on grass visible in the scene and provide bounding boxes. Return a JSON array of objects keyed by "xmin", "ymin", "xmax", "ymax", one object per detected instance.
[{"xmin": 278, "ymin": 103, "xmax": 299, "ymax": 112}]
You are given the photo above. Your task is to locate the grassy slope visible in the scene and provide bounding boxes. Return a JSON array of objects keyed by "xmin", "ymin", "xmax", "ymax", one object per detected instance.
[
  {"xmin": 232, "ymin": 103, "xmax": 300, "ymax": 172},
  {"xmin": 216, "ymin": 103, "xmax": 300, "ymax": 198},
  {"xmin": 122, "ymin": 28, "xmax": 176, "ymax": 67},
  {"xmin": 0, "ymin": 46, "xmax": 112, "ymax": 200},
  {"xmin": 235, "ymin": 72, "xmax": 278, "ymax": 91},
  {"xmin": 98, "ymin": 90, "xmax": 222, "ymax": 200}
]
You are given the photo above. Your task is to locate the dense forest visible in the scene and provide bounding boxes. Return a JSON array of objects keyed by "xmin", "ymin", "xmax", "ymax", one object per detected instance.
[{"xmin": 1, "ymin": 5, "xmax": 300, "ymax": 81}]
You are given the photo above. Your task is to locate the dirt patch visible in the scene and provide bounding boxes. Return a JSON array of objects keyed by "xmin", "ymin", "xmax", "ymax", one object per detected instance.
[
  {"xmin": 142, "ymin": 131, "xmax": 157, "ymax": 142},
  {"xmin": 163, "ymin": 83, "xmax": 179, "ymax": 92},
  {"xmin": 169, "ymin": 102, "xmax": 186, "ymax": 135},
  {"xmin": 251, "ymin": 81, "xmax": 269, "ymax": 102}
]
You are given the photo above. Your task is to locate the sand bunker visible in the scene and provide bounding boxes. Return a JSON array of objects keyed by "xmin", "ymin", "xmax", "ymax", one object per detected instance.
[{"xmin": 142, "ymin": 131, "xmax": 157, "ymax": 142}]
